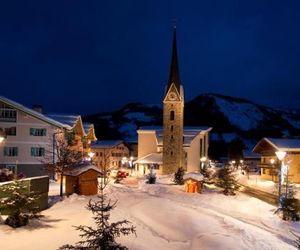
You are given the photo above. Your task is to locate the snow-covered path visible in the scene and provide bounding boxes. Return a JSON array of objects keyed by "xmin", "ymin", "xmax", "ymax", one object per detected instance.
[
  {"xmin": 110, "ymin": 183, "xmax": 298, "ymax": 250},
  {"xmin": 1, "ymin": 178, "xmax": 299, "ymax": 250}
]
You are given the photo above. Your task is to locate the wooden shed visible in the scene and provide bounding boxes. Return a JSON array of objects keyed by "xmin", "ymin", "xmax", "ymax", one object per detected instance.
[
  {"xmin": 183, "ymin": 172, "xmax": 204, "ymax": 193},
  {"xmin": 64, "ymin": 165, "xmax": 101, "ymax": 196}
]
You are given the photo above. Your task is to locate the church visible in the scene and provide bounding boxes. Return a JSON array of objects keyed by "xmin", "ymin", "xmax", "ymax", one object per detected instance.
[{"xmin": 134, "ymin": 27, "xmax": 212, "ymax": 175}]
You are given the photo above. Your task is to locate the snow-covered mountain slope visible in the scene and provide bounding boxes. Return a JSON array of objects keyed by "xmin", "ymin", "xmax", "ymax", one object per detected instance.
[
  {"xmin": 185, "ymin": 93, "xmax": 300, "ymax": 136},
  {"xmin": 84, "ymin": 94, "xmax": 300, "ymax": 143}
]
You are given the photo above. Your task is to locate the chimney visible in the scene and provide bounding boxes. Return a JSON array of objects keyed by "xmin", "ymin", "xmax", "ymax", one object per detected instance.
[{"xmin": 32, "ymin": 104, "xmax": 43, "ymax": 113}]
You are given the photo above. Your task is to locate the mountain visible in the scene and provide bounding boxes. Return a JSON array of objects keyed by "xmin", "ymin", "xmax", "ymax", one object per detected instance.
[
  {"xmin": 84, "ymin": 102, "xmax": 162, "ymax": 141},
  {"xmin": 84, "ymin": 93, "xmax": 300, "ymax": 159}
]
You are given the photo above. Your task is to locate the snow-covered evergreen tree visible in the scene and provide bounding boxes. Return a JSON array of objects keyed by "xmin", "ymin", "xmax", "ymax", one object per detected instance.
[
  {"xmin": 216, "ymin": 166, "xmax": 240, "ymax": 195},
  {"xmin": 59, "ymin": 173, "xmax": 136, "ymax": 249},
  {"xmin": 0, "ymin": 181, "xmax": 40, "ymax": 228},
  {"xmin": 173, "ymin": 167, "xmax": 185, "ymax": 185},
  {"xmin": 276, "ymin": 181, "xmax": 300, "ymax": 221}
]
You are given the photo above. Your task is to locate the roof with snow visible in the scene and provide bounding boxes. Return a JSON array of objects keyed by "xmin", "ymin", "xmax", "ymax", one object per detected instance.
[
  {"xmin": 138, "ymin": 126, "xmax": 212, "ymax": 147},
  {"xmin": 91, "ymin": 140, "xmax": 125, "ymax": 149},
  {"xmin": 183, "ymin": 172, "xmax": 204, "ymax": 182},
  {"xmin": 0, "ymin": 96, "xmax": 69, "ymax": 129},
  {"xmin": 64, "ymin": 164, "xmax": 102, "ymax": 177},
  {"xmin": 83, "ymin": 123, "xmax": 94, "ymax": 134},
  {"xmin": 253, "ymin": 137, "xmax": 300, "ymax": 153},
  {"xmin": 47, "ymin": 114, "xmax": 80, "ymax": 128},
  {"xmin": 134, "ymin": 152, "xmax": 162, "ymax": 165}
]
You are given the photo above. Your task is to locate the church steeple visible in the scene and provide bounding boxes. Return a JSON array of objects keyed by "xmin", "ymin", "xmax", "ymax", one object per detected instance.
[{"xmin": 166, "ymin": 26, "xmax": 181, "ymax": 95}]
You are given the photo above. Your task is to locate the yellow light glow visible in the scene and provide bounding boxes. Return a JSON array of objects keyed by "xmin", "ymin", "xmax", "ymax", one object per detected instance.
[
  {"xmin": 88, "ymin": 152, "xmax": 95, "ymax": 158},
  {"xmin": 200, "ymin": 157, "xmax": 207, "ymax": 162},
  {"xmin": 275, "ymin": 151, "xmax": 286, "ymax": 161},
  {"xmin": 270, "ymin": 158, "xmax": 275, "ymax": 164}
]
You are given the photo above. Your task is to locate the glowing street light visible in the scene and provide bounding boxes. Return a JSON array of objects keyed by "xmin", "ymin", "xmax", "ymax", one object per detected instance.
[
  {"xmin": 200, "ymin": 156, "xmax": 207, "ymax": 170},
  {"xmin": 275, "ymin": 151, "xmax": 286, "ymax": 161},
  {"xmin": 0, "ymin": 128, "xmax": 6, "ymax": 143},
  {"xmin": 275, "ymin": 151, "xmax": 286, "ymax": 199},
  {"xmin": 88, "ymin": 152, "xmax": 95, "ymax": 159}
]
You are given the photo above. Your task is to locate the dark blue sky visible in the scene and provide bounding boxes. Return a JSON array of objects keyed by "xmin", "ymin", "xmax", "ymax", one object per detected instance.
[{"xmin": 1, "ymin": 1, "xmax": 300, "ymax": 114}]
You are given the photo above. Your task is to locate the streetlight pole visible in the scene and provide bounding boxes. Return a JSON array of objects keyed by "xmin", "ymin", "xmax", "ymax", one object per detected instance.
[{"xmin": 275, "ymin": 151, "xmax": 286, "ymax": 202}]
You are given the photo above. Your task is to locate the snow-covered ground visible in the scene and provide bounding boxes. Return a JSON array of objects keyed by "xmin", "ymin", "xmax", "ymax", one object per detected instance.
[
  {"xmin": 1, "ymin": 176, "xmax": 300, "ymax": 250},
  {"xmin": 238, "ymin": 173, "xmax": 300, "ymax": 199}
]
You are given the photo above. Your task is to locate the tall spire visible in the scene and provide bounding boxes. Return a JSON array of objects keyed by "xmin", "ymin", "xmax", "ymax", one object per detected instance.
[{"xmin": 167, "ymin": 25, "xmax": 181, "ymax": 93}]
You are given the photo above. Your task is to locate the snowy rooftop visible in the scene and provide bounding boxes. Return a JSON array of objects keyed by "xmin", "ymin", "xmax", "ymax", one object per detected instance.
[
  {"xmin": 183, "ymin": 172, "xmax": 204, "ymax": 182},
  {"xmin": 138, "ymin": 126, "xmax": 212, "ymax": 147},
  {"xmin": 254, "ymin": 137, "xmax": 300, "ymax": 153},
  {"xmin": 0, "ymin": 96, "xmax": 69, "ymax": 129},
  {"xmin": 47, "ymin": 114, "xmax": 80, "ymax": 128},
  {"xmin": 83, "ymin": 123, "xmax": 94, "ymax": 134},
  {"xmin": 134, "ymin": 152, "xmax": 162, "ymax": 164},
  {"xmin": 91, "ymin": 140, "xmax": 124, "ymax": 149},
  {"xmin": 64, "ymin": 164, "xmax": 101, "ymax": 176}
]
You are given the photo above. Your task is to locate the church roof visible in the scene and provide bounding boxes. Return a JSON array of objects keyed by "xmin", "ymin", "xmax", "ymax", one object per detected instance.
[
  {"xmin": 134, "ymin": 152, "xmax": 162, "ymax": 165},
  {"xmin": 138, "ymin": 126, "xmax": 212, "ymax": 147},
  {"xmin": 165, "ymin": 26, "xmax": 181, "ymax": 95}
]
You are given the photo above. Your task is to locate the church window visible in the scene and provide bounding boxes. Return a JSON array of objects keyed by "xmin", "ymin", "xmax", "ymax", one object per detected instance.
[
  {"xmin": 170, "ymin": 110, "xmax": 175, "ymax": 120},
  {"xmin": 170, "ymin": 151, "xmax": 173, "ymax": 156},
  {"xmin": 170, "ymin": 125, "xmax": 173, "ymax": 132}
]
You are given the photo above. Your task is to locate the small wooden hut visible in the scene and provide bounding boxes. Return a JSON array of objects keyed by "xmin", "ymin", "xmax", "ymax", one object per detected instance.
[
  {"xmin": 64, "ymin": 165, "xmax": 101, "ymax": 196},
  {"xmin": 183, "ymin": 172, "xmax": 204, "ymax": 193}
]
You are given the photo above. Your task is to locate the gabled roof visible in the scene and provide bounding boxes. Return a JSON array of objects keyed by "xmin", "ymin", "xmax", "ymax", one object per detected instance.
[
  {"xmin": 134, "ymin": 152, "xmax": 162, "ymax": 165},
  {"xmin": 137, "ymin": 126, "xmax": 212, "ymax": 147},
  {"xmin": 91, "ymin": 140, "xmax": 125, "ymax": 149},
  {"xmin": 0, "ymin": 96, "xmax": 69, "ymax": 129},
  {"xmin": 64, "ymin": 164, "xmax": 102, "ymax": 176},
  {"xmin": 83, "ymin": 123, "xmax": 97, "ymax": 139},
  {"xmin": 253, "ymin": 137, "xmax": 300, "ymax": 153},
  {"xmin": 47, "ymin": 114, "xmax": 80, "ymax": 128}
]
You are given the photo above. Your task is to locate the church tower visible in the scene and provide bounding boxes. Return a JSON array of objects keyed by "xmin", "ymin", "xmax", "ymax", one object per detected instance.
[{"xmin": 162, "ymin": 27, "xmax": 184, "ymax": 174}]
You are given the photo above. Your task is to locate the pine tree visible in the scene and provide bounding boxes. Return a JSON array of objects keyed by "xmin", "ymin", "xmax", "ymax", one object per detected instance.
[
  {"xmin": 216, "ymin": 166, "xmax": 240, "ymax": 195},
  {"xmin": 276, "ymin": 182, "xmax": 300, "ymax": 221},
  {"xmin": 0, "ymin": 181, "xmax": 40, "ymax": 228},
  {"xmin": 59, "ymin": 175, "xmax": 136, "ymax": 249},
  {"xmin": 173, "ymin": 167, "xmax": 185, "ymax": 185}
]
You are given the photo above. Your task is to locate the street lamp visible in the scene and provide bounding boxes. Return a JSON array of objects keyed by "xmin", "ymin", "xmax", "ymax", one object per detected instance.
[
  {"xmin": 275, "ymin": 151, "xmax": 286, "ymax": 199},
  {"xmin": 200, "ymin": 156, "xmax": 207, "ymax": 170},
  {"xmin": 88, "ymin": 152, "xmax": 95, "ymax": 163},
  {"xmin": 0, "ymin": 128, "xmax": 6, "ymax": 143}
]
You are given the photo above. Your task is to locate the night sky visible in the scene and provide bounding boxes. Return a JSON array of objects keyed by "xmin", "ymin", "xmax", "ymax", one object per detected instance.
[{"xmin": 1, "ymin": 1, "xmax": 300, "ymax": 114}]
